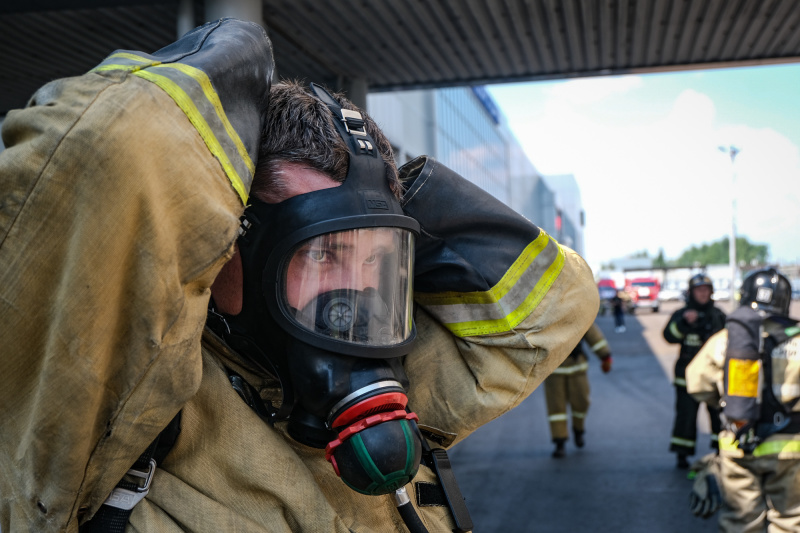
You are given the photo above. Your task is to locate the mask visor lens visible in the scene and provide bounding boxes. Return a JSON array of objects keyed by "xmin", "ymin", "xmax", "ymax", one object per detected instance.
[{"xmin": 281, "ymin": 228, "xmax": 415, "ymax": 347}]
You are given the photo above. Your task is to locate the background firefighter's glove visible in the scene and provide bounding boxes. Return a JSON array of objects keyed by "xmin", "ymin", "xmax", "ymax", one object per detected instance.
[
  {"xmin": 600, "ymin": 355, "xmax": 612, "ymax": 373},
  {"xmin": 688, "ymin": 454, "xmax": 722, "ymax": 519}
]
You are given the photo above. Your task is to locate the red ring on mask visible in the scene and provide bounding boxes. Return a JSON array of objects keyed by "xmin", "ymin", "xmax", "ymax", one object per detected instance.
[{"xmin": 330, "ymin": 392, "xmax": 408, "ymax": 429}]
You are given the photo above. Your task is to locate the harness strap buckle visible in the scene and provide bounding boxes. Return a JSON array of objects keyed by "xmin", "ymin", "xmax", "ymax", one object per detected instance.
[
  {"xmin": 340, "ymin": 109, "xmax": 367, "ymax": 136},
  {"xmin": 102, "ymin": 459, "xmax": 157, "ymax": 510}
]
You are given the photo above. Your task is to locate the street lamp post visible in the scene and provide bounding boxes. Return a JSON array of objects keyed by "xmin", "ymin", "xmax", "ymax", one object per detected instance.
[{"xmin": 719, "ymin": 145, "xmax": 740, "ymax": 300}]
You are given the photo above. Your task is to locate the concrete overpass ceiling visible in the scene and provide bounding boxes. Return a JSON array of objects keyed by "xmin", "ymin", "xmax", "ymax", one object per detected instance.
[{"xmin": 3, "ymin": 0, "xmax": 800, "ymax": 114}]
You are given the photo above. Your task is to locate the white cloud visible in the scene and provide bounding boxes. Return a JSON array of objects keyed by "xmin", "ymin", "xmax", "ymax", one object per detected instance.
[
  {"xmin": 501, "ymin": 84, "xmax": 800, "ymax": 269},
  {"xmin": 716, "ymin": 125, "xmax": 800, "ymax": 263},
  {"xmin": 543, "ymin": 76, "xmax": 644, "ymax": 105}
]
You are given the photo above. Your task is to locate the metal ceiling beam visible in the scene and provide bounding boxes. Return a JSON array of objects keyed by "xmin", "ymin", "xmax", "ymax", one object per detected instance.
[{"xmin": 3, "ymin": 0, "xmax": 800, "ymax": 115}]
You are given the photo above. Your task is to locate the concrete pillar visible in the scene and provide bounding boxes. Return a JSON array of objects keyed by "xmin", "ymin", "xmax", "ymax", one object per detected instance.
[
  {"xmin": 338, "ymin": 77, "xmax": 369, "ymax": 110},
  {"xmin": 205, "ymin": 0, "xmax": 263, "ymax": 25},
  {"xmin": 176, "ymin": 0, "xmax": 194, "ymax": 37}
]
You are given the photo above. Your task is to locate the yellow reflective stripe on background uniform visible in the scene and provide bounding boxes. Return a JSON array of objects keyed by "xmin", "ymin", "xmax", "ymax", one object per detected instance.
[
  {"xmin": 718, "ymin": 436, "xmax": 738, "ymax": 453},
  {"xmin": 727, "ymin": 358, "xmax": 760, "ymax": 398},
  {"xmin": 572, "ymin": 411, "xmax": 586, "ymax": 419},
  {"xmin": 91, "ymin": 53, "xmax": 252, "ymax": 205},
  {"xmin": 671, "ymin": 436, "xmax": 695, "ymax": 447},
  {"xmin": 674, "ymin": 377, "xmax": 686, "ymax": 387},
  {"xmin": 415, "ymin": 231, "xmax": 565, "ymax": 337},
  {"xmin": 719, "ymin": 435, "xmax": 800, "ymax": 457},
  {"xmin": 591, "ymin": 339, "xmax": 608, "ymax": 352},
  {"xmin": 669, "ymin": 321, "xmax": 684, "ymax": 340},
  {"xmin": 551, "ymin": 362, "xmax": 589, "ymax": 375},
  {"xmin": 548, "ymin": 414, "xmax": 567, "ymax": 422}
]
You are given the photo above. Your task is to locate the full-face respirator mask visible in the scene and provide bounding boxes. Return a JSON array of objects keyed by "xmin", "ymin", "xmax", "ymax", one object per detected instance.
[{"xmin": 214, "ymin": 83, "xmax": 423, "ymax": 496}]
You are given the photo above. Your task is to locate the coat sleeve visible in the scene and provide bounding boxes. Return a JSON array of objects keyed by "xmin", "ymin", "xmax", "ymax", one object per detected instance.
[
  {"xmin": 0, "ymin": 20, "xmax": 272, "ymax": 533},
  {"xmin": 663, "ymin": 308, "xmax": 689, "ymax": 344},
  {"xmin": 399, "ymin": 157, "xmax": 597, "ymax": 447},
  {"xmin": 584, "ymin": 322, "xmax": 611, "ymax": 359},
  {"xmin": 686, "ymin": 330, "xmax": 728, "ymax": 407}
]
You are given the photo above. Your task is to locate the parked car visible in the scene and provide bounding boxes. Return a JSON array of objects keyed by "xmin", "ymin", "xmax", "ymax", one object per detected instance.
[
  {"xmin": 625, "ymin": 277, "xmax": 661, "ymax": 313},
  {"xmin": 712, "ymin": 288, "xmax": 731, "ymax": 301},
  {"xmin": 657, "ymin": 288, "xmax": 684, "ymax": 302}
]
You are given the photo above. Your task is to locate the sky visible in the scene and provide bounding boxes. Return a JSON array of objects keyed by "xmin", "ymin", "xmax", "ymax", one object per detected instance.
[{"xmin": 487, "ymin": 63, "xmax": 800, "ymax": 273}]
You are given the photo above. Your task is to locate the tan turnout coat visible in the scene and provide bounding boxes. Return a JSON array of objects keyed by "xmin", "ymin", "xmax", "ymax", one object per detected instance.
[{"xmin": 0, "ymin": 56, "xmax": 598, "ymax": 532}]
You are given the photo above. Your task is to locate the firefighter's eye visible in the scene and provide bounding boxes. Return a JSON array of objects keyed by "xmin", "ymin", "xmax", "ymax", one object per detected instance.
[{"xmin": 308, "ymin": 249, "xmax": 327, "ymax": 262}]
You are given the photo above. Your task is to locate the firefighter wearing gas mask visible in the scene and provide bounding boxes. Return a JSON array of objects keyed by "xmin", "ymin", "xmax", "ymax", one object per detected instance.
[
  {"xmin": 663, "ymin": 274, "xmax": 727, "ymax": 468},
  {"xmin": 198, "ymin": 82, "xmax": 597, "ymax": 532},
  {"xmin": 209, "ymin": 83, "xmax": 424, "ymax": 498},
  {"xmin": 686, "ymin": 267, "xmax": 800, "ymax": 530},
  {"xmin": 0, "ymin": 19, "xmax": 600, "ymax": 533}
]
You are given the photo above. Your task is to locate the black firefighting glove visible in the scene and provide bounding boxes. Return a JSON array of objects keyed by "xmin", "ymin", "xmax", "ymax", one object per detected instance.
[
  {"xmin": 399, "ymin": 155, "xmax": 541, "ymax": 294},
  {"xmin": 688, "ymin": 454, "xmax": 722, "ymax": 519}
]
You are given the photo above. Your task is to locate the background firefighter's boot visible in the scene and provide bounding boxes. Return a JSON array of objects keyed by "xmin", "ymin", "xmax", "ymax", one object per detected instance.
[
  {"xmin": 573, "ymin": 429, "xmax": 585, "ymax": 448},
  {"xmin": 676, "ymin": 452, "xmax": 690, "ymax": 469},
  {"xmin": 552, "ymin": 439, "xmax": 566, "ymax": 458}
]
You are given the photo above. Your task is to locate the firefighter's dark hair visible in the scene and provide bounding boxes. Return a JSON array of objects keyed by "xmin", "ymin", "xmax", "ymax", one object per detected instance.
[{"xmin": 252, "ymin": 80, "xmax": 400, "ymax": 202}]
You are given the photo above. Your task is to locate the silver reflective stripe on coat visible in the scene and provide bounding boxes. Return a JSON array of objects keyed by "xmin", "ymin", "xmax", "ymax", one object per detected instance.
[
  {"xmin": 415, "ymin": 231, "xmax": 564, "ymax": 337},
  {"xmin": 92, "ymin": 53, "xmax": 254, "ymax": 205}
]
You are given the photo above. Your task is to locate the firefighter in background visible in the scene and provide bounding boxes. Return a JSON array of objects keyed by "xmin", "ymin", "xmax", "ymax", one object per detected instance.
[
  {"xmin": 611, "ymin": 291, "xmax": 632, "ymax": 333},
  {"xmin": 544, "ymin": 322, "xmax": 613, "ymax": 458},
  {"xmin": 686, "ymin": 267, "xmax": 800, "ymax": 531},
  {"xmin": 663, "ymin": 274, "xmax": 727, "ymax": 468},
  {"xmin": 611, "ymin": 291, "xmax": 627, "ymax": 332}
]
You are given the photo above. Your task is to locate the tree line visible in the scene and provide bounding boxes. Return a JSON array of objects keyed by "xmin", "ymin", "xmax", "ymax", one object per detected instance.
[{"xmin": 602, "ymin": 236, "xmax": 768, "ymax": 270}]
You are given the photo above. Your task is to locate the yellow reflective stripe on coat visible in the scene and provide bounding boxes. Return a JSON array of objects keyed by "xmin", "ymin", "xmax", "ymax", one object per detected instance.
[
  {"xmin": 91, "ymin": 53, "xmax": 252, "ymax": 205},
  {"xmin": 90, "ymin": 52, "xmax": 155, "ymax": 72},
  {"xmin": 152, "ymin": 63, "xmax": 255, "ymax": 176},
  {"xmin": 674, "ymin": 377, "xmax": 687, "ymax": 387},
  {"xmin": 414, "ymin": 231, "xmax": 565, "ymax": 337},
  {"xmin": 719, "ymin": 435, "xmax": 800, "ymax": 457}
]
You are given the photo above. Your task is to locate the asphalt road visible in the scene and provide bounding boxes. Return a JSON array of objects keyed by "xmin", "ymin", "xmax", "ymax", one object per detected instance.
[{"xmin": 446, "ymin": 299, "xmax": 800, "ymax": 533}]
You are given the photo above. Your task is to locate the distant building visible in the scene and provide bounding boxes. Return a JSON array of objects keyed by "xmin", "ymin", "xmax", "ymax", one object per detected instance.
[
  {"xmin": 368, "ymin": 86, "xmax": 583, "ymax": 253},
  {"xmin": 608, "ymin": 257, "xmax": 653, "ymax": 272},
  {"xmin": 542, "ymin": 174, "xmax": 585, "ymax": 254},
  {"xmin": 369, "ymin": 87, "xmax": 517, "ymax": 206}
]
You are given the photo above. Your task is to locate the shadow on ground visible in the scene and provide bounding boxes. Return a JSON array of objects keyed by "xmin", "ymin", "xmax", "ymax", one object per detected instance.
[{"xmin": 448, "ymin": 304, "xmax": 719, "ymax": 533}]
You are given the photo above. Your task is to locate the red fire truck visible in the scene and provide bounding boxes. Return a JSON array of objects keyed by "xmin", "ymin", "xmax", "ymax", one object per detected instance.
[{"xmin": 625, "ymin": 277, "xmax": 661, "ymax": 313}]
